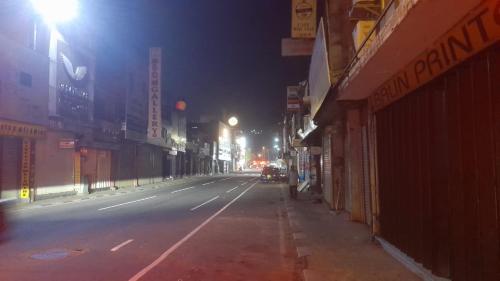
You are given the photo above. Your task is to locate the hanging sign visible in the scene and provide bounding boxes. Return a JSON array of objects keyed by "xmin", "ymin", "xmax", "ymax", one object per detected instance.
[
  {"xmin": 287, "ymin": 86, "xmax": 301, "ymax": 112},
  {"xmin": 0, "ymin": 119, "xmax": 46, "ymax": 138},
  {"xmin": 148, "ymin": 47, "xmax": 163, "ymax": 142},
  {"xmin": 291, "ymin": 0, "xmax": 317, "ymax": 38}
]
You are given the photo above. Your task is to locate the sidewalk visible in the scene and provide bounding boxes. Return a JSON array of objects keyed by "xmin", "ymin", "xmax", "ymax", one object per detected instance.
[
  {"xmin": 284, "ymin": 189, "xmax": 421, "ymax": 281},
  {"xmin": 5, "ymin": 175, "xmax": 210, "ymax": 212}
]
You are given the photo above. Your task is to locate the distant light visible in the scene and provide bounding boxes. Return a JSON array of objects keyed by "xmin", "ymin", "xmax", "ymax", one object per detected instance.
[
  {"xmin": 31, "ymin": 0, "xmax": 79, "ymax": 24},
  {"xmin": 274, "ymin": 137, "xmax": 279, "ymax": 142},
  {"xmin": 228, "ymin": 116, "xmax": 238, "ymax": 127},
  {"xmin": 258, "ymin": 153, "xmax": 262, "ymax": 158},
  {"xmin": 222, "ymin": 128, "xmax": 229, "ymax": 139},
  {"xmin": 175, "ymin": 100, "xmax": 187, "ymax": 111},
  {"xmin": 236, "ymin": 136, "xmax": 247, "ymax": 149}
]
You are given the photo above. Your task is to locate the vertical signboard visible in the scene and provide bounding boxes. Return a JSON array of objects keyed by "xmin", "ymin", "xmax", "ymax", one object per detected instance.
[
  {"xmin": 148, "ymin": 48, "xmax": 162, "ymax": 143},
  {"xmin": 20, "ymin": 139, "xmax": 31, "ymax": 199},
  {"xmin": 218, "ymin": 122, "xmax": 232, "ymax": 161},
  {"xmin": 287, "ymin": 86, "xmax": 301, "ymax": 112},
  {"xmin": 291, "ymin": 0, "xmax": 317, "ymax": 38},
  {"xmin": 74, "ymin": 151, "xmax": 81, "ymax": 186}
]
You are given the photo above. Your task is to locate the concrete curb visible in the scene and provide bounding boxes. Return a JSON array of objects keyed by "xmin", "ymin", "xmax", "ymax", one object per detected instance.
[{"xmin": 6, "ymin": 175, "xmax": 212, "ymax": 212}]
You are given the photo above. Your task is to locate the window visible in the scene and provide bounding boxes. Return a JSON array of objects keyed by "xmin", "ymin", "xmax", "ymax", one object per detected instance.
[{"xmin": 19, "ymin": 72, "xmax": 32, "ymax": 87}]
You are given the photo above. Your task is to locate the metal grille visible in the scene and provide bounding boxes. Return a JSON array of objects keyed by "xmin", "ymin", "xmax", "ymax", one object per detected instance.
[{"xmin": 376, "ymin": 44, "xmax": 500, "ymax": 280}]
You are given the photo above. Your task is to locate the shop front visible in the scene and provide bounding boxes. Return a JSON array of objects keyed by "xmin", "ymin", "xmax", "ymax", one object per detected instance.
[
  {"xmin": 343, "ymin": 1, "xmax": 500, "ymax": 279},
  {"xmin": 0, "ymin": 119, "xmax": 46, "ymax": 201}
]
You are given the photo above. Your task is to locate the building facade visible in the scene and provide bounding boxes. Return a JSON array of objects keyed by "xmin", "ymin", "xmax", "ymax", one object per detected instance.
[{"xmin": 286, "ymin": 0, "xmax": 500, "ymax": 280}]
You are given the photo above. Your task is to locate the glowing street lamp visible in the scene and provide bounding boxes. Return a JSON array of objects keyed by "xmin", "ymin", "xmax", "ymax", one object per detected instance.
[
  {"xmin": 274, "ymin": 137, "xmax": 279, "ymax": 142},
  {"xmin": 228, "ymin": 116, "xmax": 238, "ymax": 127},
  {"xmin": 31, "ymin": 0, "xmax": 79, "ymax": 24}
]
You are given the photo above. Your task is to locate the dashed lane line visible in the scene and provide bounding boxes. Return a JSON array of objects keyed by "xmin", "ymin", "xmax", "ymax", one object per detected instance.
[
  {"xmin": 226, "ymin": 186, "xmax": 240, "ymax": 193},
  {"xmin": 190, "ymin": 196, "xmax": 220, "ymax": 211},
  {"xmin": 202, "ymin": 181, "xmax": 216, "ymax": 186},
  {"xmin": 171, "ymin": 186, "xmax": 196, "ymax": 194},
  {"xmin": 128, "ymin": 183, "xmax": 257, "ymax": 281},
  {"xmin": 111, "ymin": 239, "xmax": 134, "ymax": 252},
  {"xmin": 98, "ymin": 196, "xmax": 157, "ymax": 211}
]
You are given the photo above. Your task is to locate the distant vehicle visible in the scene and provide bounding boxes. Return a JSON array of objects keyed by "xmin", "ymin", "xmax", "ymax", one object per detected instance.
[
  {"xmin": 260, "ymin": 166, "xmax": 280, "ymax": 183},
  {"xmin": 279, "ymin": 168, "xmax": 288, "ymax": 182}
]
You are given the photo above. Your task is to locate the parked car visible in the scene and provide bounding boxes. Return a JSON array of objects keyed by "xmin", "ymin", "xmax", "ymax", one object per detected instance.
[
  {"xmin": 260, "ymin": 166, "xmax": 280, "ymax": 183},
  {"xmin": 279, "ymin": 168, "xmax": 288, "ymax": 182}
]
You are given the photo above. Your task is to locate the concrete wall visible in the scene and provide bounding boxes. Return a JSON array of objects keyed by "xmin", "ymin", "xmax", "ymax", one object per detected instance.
[{"xmin": 0, "ymin": 33, "xmax": 49, "ymax": 126}]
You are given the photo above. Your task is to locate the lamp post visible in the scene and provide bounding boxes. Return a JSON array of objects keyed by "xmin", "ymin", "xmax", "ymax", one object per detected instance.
[{"xmin": 228, "ymin": 116, "xmax": 238, "ymax": 127}]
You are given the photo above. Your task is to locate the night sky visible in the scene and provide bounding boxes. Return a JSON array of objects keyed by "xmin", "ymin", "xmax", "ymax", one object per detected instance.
[{"xmin": 90, "ymin": 0, "xmax": 309, "ymax": 148}]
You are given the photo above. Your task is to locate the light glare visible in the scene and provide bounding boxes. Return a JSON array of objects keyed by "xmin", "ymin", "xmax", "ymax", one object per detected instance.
[
  {"xmin": 31, "ymin": 0, "xmax": 78, "ymax": 24},
  {"xmin": 228, "ymin": 116, "xmax": 238, "ymax": 127}
]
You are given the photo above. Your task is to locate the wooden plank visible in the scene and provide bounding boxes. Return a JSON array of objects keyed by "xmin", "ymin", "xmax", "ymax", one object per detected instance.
[
  {"xmin": 446, "ymin": 69, "xmax": 467, "ymax": 281},
  {"xmin": 420, "ymin": 86, "xmax": 433, "ymax": 270},
  {"xmin": 458, "ymin": 62, "xmax": 482, "ymax": 281},
  {"xmin": 472, "ymin": 53, "xmax": 499, "ymax": 281},
  {"xmin": 490, "ymin": 45, "xmax": 500, "ymax": 281},
  {"xmin": 429, "ymin": 79, "xmax": 451, "ymax": 277}
]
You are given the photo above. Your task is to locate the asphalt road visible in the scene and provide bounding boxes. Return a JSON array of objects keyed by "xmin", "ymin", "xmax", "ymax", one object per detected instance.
[{"xmin": 0, "ymin": 175, "xmax": 298, "ymax": 281}]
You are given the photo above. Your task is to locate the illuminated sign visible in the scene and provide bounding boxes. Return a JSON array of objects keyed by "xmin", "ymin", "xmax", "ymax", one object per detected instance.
[
  {"xmin": 369, "ymin": 0, "xmax": 500, "ymax": 112},
  {"xmin": 218, "ymin": 122, "xmax": 232, "ymax": 161},
  {"xmin": 148, "ymin": 48, "xmax": 163, "ymax": 142}
]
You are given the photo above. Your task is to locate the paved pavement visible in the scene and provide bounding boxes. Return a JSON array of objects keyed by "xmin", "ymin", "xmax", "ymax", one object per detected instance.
[
  {"xmin": 0, "ymin": 175, "xmax": 299, "ymax": 281},
  {"xmin": 285, "ymin": 191, "xmax": 421, "ymax": 281}
]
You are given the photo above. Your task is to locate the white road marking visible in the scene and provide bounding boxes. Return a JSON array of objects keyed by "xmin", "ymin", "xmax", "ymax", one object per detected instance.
[
  {"xmin": 171, "ymin": 186, "xmax": 196, "ymax": 194},
  {"xmin": 98, "ymin": 196, "xmax": 157, "ymax": 211},
  {"xmin": 202, "ymin": 181, "xmax": 215, "ymax": 186},
  {"xmin": 226, "ymin": 186, "xmax": 239, "ymax": 193},
  {"xmin": 111, "ymin": 239, "xmax": 134, "ymax": 252},
  {"xmin": 190, "ymin": 196, "xmax": 220, "ymax": 211},
  {"xmin": 240, "ymin": 181, "xmax": 248, "ymax": 186},
  {"xmin": 128, "ymin": 183, "xmax": 257, "ymax": 281}
]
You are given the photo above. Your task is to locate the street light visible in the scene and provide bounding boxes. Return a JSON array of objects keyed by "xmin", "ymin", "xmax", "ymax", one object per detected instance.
[
  {"xmin": 274, "ymin": 137, "xmax": 279, "ymax": 142},
  {"xmin": 228, "ymin": 116, "xmax": 238, "ymax": 127},
  {"xmin": 31, "ymin": 0, "xmax": 79, "ymax": 24}
]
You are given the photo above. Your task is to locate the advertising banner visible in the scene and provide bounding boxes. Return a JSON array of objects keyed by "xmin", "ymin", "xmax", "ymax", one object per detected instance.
[
  {"xmin": 309, "ymin": 19, "xmax": 331, "ymax": 118},
  {"xmin": 148, "ymin": 48, "xmax": 162, "ymax": 143},
  {"xmin": 291, "ymin": 0, "xmax": 317, "ymax": 38}
]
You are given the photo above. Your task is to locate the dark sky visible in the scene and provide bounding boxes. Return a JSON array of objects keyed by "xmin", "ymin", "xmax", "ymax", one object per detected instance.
[{"xmin": 90, "ymin": 0, "xmax": 309, "ymax": 148}]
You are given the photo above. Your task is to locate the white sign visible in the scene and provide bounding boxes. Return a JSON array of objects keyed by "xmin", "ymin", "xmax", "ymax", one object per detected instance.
[
  {"xmin": 148, "ymin": 48, "xmax": 162, "ymax": 142},
  {"xmin": 218, "ymin": 122, "xmax": 232, "ymax": 161},
  {"xmin": 309, "ymin": 19, "xmax": 331, "ymax": 118}
]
